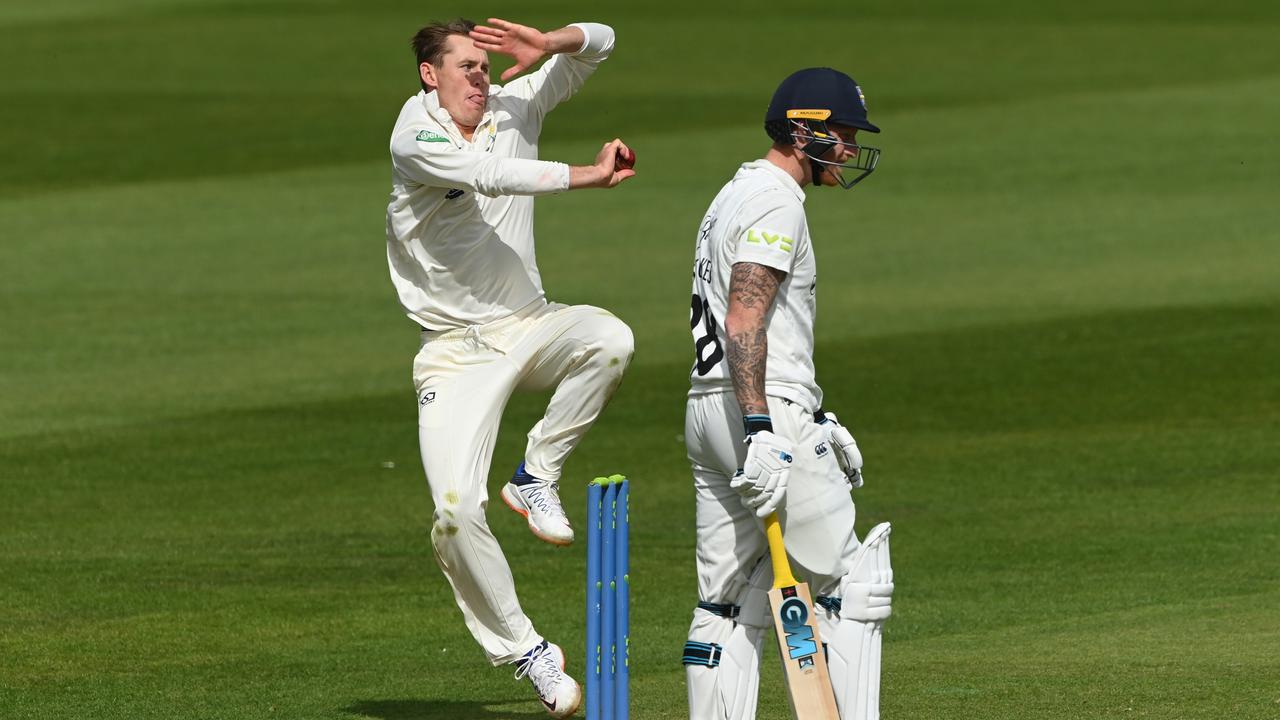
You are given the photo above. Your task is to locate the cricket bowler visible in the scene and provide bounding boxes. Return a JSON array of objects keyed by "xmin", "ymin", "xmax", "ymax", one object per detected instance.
[
  {"xmin": 682, "ymin": 68, "xmax": 895, "ymax": 720},
  {"xmin": 385, "ymin": 17, "xmax": 635, "ymax": 718}
]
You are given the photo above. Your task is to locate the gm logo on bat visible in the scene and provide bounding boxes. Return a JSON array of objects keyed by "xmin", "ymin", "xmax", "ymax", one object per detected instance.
[{"xmin": 779, "ymin": 597, "xmax": 819, "ymax": 664}]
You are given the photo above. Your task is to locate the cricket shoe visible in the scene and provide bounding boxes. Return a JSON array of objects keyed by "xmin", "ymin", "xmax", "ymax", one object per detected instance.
[
  {"xmin": 514, "ymin": 640, "xmax": 581, "ymax": 719},
  {"xmin": 501, "ymin": 462, "xmax": 574, "ymax": 546}
]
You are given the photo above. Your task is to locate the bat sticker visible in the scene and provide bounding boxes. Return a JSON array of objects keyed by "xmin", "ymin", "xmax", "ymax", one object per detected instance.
[{"xmin": 779, "ymin": 597, "xmax": 819, "ymax": 660}]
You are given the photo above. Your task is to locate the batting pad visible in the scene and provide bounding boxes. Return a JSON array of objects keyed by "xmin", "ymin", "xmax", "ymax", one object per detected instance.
[
  {"xmin": 826, "ymin": 522, "xmax": 892, "ymax": 720},
  {"xmin": 685, "ymin": 607, "xmax": 765, "ymax": 720}
]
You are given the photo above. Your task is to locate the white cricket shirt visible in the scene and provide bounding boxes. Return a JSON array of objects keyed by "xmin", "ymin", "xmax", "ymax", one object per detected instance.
[
  {"xmin": 688, "ymin": 160, "xmax": 822, "ymax": 411},
  {"xmin": 385, "ymin": 23, "xmax": 614, "ymax": 330}
]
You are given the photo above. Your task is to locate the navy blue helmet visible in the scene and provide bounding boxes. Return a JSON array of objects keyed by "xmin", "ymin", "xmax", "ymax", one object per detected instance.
[{"xmin": 765, "ymin": 68, "xmax": 881, "ymax": 189}]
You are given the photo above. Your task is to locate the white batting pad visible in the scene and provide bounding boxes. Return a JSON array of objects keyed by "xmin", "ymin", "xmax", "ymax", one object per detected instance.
[
  {"xmin": 685, "ymin": 607, "xmax": 766, "ymax": 720},
  {"xmin": 827, "ymin": 522, "xmax": 892, "ymax": 720}
]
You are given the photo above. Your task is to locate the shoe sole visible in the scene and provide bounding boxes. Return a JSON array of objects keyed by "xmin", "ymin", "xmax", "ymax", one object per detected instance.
[{"xmin": 500, "ymin": 485, "xmax": 574, "ymax": 547}]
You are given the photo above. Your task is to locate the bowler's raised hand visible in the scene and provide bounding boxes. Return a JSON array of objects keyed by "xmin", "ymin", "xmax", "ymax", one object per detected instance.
[{"xmin": 470, "ymin": 18, "xmax": 549, "ymax": 81}]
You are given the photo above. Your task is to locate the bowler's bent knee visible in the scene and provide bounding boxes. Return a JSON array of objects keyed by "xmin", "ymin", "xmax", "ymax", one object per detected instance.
[{"xmin": 590, "ymin": 313, "xmax": 635, "ymax": 370}]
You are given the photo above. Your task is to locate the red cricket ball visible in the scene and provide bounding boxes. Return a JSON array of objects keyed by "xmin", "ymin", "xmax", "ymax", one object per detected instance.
[{"xmin": 617, "ymin": 147, "xmax": 636, "ymax": 170}]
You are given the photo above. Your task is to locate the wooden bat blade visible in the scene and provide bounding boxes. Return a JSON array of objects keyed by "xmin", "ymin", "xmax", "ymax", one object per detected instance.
[{"xmin": 769, "ymin": 581, "xmax": 839, "ymax": 720}]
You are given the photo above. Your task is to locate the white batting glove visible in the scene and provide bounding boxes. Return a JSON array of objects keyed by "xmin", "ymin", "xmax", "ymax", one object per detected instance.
[
  {"xmin": 819, "ymin": 411, "xmax": 864, "ymax": 488},
  {"xmin": 731, "ymin": 430, "xmax": 794, "ymax": 518}
]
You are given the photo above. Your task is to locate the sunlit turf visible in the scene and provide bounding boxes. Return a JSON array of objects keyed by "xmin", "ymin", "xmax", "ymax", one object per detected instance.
[{"xmin": 2, "ymin": 1, "xmax": 1278, "ymax": 718}]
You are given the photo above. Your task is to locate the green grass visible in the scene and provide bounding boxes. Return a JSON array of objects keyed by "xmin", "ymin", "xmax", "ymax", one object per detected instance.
[{"xmin": 2, "ymin": 1, "xmax": 1278, "ymax": 718}]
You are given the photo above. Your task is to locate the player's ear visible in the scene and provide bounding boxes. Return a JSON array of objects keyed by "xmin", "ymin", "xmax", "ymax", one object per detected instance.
[
  {"xmin": 420, "ymin": 62, "xmax": 439, "ymax": 90},
  {"xmin": 788, "ymin": 120, "xmax": 812, "ymax": 150}
]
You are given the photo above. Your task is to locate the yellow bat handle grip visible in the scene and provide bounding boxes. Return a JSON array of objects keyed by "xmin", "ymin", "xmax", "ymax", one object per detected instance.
[{"xmin": 764, "ymin": 512, "xmax": 798, "ymax": 589}]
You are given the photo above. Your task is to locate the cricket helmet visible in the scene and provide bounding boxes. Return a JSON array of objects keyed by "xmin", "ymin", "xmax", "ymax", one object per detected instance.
[{"xmin": 764, "ymin": 67, "xmax": 881, "ymax": 189}]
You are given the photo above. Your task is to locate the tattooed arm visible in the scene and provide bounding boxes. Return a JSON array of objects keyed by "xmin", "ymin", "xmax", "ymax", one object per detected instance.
[{"xmin": 725, "ymin": 261, "xmax": 785, "ymax": 418}]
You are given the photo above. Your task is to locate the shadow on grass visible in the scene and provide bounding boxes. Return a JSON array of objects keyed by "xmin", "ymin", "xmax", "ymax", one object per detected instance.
[{"xmin": 345, "ymin": 698, "xmax": 547, "ymax": 719}]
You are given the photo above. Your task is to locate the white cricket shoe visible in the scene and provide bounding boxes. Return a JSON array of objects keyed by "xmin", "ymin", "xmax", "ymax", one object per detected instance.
[
  {"xmin": 501, "ymin": 463, "xmax": 574, "ymax": 546},
  {"xmin": 514, "ymin": 640, "xmax": 581, "ymax": 719}
]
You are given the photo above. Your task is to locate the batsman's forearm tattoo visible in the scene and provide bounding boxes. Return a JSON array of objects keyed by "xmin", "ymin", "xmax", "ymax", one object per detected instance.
[
  {"xmin": 726, "ymin": 262, "xmax": 783, "ymax": 418},
  {"xmin": 728, "ymin": 323, "xmax": 769, "ymax": 415}
]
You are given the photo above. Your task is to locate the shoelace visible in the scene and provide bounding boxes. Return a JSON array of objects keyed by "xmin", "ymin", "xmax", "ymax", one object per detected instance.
[
  {"xmin": 522, "ymin": 482, "xmax": 567, "ymax": 520},
  {"xmin": 513, "ymin": 644, "xmax": 563, "ymax": 698}
]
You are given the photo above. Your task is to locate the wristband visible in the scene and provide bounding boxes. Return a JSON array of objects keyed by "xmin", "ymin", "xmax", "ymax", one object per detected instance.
[{"xmin": 743, "ymin": 414, "xmax": 773, "ymax": 436}]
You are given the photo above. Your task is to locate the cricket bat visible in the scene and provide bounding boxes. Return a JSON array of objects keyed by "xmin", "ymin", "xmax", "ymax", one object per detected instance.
[{"xmin": 765, "ymin": 512, "xmax": 840, "ymax": 720}]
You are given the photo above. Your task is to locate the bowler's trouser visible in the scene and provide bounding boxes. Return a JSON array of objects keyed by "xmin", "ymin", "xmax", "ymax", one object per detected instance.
[{"xmin": 413, "ymin": 300, "xmax": 634, "ymax": 664}]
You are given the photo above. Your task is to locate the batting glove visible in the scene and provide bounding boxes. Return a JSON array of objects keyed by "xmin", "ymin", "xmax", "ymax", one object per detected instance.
[
  {"xmin": 731, "ymin": 430, "xmax": 794, "ymax": 518},
  {"xmin": 819, "ymin": 411, "xmax": 864, "ymax": 488}
]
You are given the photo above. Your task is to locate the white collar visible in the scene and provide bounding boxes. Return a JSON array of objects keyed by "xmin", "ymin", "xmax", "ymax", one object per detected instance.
[{"xmin": 744, "ymin": 158, "xmax": 806, "ymax": 203}]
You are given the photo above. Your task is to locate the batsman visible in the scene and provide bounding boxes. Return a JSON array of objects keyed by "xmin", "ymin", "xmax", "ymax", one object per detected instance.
[
  {"xmin": 385, "ymin": 16, "xmax": 635, "ymax": 718},
  {"xmin": 682, "ymin": 68, "xmax": 895, "ymax": 720}
]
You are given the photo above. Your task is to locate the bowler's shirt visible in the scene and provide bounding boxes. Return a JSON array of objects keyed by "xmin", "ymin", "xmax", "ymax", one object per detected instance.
[
  {"xmin": 386, "ymin": 23, "xmax": 614, "ymax": 330},
  {"xmin": 688, "ymin": 160, "xmax": 822, "ymax": 411}
]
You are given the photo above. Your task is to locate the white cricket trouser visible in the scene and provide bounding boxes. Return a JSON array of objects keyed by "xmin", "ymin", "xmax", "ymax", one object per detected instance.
[
  {"xmin": 413, "ymin": 300, "xmax": 634, "ymax": 664},
  {"xmin": 685, "ymin": 391, "xmax": 858, "ymax": 605},
  {"xmin": 686, "ymin": 392, "xmax": 889, "ymax": 720}
]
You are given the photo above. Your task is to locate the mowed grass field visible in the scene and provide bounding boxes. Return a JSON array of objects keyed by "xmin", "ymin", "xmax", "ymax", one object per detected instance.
[{"xmin": 2, "ymin": 1, "xmax": 1279, "ymax": 718}]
